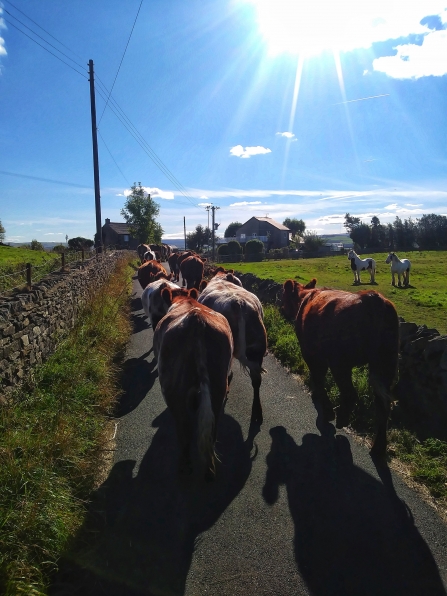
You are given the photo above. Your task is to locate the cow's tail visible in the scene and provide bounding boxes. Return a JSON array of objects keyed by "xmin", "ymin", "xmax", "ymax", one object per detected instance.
[{"xmin": 195, "ymin": 327, "xmax": 215, "ymax": 472}]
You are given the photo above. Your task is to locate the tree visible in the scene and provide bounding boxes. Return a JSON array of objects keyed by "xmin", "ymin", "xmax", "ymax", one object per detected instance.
[
  {"xmin": 227, "ymin": 240, "xmax": 242, "ymax": 255},
  {"xmin": 224, "ymin": 222, "xmax": 243, "ymax": 238},
  {"xmin": 68, "ymin": 237, "xmax": 94, "ymax": 251},
  {"xmin": 416, "ymin": 214, "xmax": 447, "ymax": 249},
  {"xmin": 52, "ymin": 244, "xmax": 66, "ymax": 253},
  {"xmin": 302, "ymin": 231, "xmax": 325, "ymax": 252},
  {"xmin": 283, "ymin": 218, "xmax": 306, "ymax": 240},
  {"xmin": 0, "ymin": 219, "xmax": 5, "ymax": 243},
  {"xmin": 186, "ymin": 224, "xmax": 211, "ymax": 252},
  {"xmin": 245, "ymin": 239, "xmax": 264, "ymax": 255},
  {"xmin": 29, "ymin": 239, "xmax": 44, "ymax": 251},
  {"xmin": 121, "ymin": 183, "xmax": 163, "ymax": 244}
]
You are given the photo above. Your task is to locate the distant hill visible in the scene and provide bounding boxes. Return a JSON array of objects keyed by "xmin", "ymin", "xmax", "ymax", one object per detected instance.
[
  {"xmin": 320, "ymin": 234, "xmax": 352, "ymax": 244},
  {"xmin": 6, "ymin": 242, "xmax": 66, "ymax": 250},
  {"xmin": 163, "ymin": 239, "xmax": 186, "ymax": 249}
]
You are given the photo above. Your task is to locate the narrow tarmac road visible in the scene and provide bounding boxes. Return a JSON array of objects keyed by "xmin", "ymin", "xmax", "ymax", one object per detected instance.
[{"xmin": 53, "ymin": 275, "xmax": 447, "ymax": 596}]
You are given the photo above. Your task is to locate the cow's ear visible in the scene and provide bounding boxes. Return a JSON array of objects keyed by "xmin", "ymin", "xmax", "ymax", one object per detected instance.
[
  {"xmin": 284, "ymin": 279, "xmax": 294, "ymax": 293},
  {"xmin": 161, "ymin": 287, "xmax": 173, "ymax": 305},
  {"xmin": 199, "ymin": 280, "xmax": 208, "ymax": 291},
  {"xmin": 189, "ymin": 288, "xmax": 199, "ymax": 300},
  {"xmin": 305, "ymin": 278, "xmax": 317, "ymax": 289}
]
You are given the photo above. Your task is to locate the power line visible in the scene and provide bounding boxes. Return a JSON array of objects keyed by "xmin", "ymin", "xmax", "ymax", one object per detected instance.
[
  {"xmin": 95, "ymin": 81, "xmax": 204, "ymax": 210},
  {"xmin": 98, "ymin": 130, "xmax": 131, "ymax": 186},
  {"xmin": 3, "ymin": 18, "xmax": 88, "ymax": 78},
  {"xmin": 3, "ymin": 8, "xmax": 87, "ymax": 71},
  {"xmin": 3, "ymin": 0, "xmax": 85, "ymax": 61},
  {"xmin": 98, "ymin": 0, "xmax": 144, "ymax": 125}
]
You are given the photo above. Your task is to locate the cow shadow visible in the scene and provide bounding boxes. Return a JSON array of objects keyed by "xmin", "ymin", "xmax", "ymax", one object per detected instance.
[
  {"xmin": 263, "ymin": 426, "xmax": 446, "ymax": 596},
  {"xmin": 50, "ymin": 411, "xmax": 256, "ymax": 596},
  {"xmin": 115, "ymin": 355, "xmax": 158, "ymax": 417}
]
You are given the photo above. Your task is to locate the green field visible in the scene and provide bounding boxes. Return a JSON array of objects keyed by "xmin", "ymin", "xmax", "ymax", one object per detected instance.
[
  {"xmin": 221, "ymin": 251, "xmax": 447, "ymax": 334},
  {"xmin": 0, "ymin": 245, "xmax": 59, "ymax": 267}
]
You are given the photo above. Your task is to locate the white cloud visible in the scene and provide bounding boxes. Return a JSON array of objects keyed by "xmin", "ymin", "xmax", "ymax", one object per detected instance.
[
  {"xmin": 385, "ymin": 203, "xmax": 398, "ymax": 210},
  {"xmin": 198, "ymin": 202, "xmax": 212, "ymax": 207},
  {"xmin": 44, "ymin": 232, "xmax": 63, "ymax": 236},
  {"xmin": 373, "ymin": 30, "xmax": 447, "ymax": 78},
  {"xmin": 229, "ymin": 201, "xmax": 263, "ymax": 206},
  {"xmin": 144, "ymin": 187, "xmax": 174, "ymax": 200},
  {"xmin": 230, "ymin": 145, "xmax": 272, "ymax": 158},
  {"xmin": 276, "ymin": 131, "xmax": 295, "ymax": 138},
  {"xmin": 406, "ymin": 203, "xmax": 423, "ymax": 207}
]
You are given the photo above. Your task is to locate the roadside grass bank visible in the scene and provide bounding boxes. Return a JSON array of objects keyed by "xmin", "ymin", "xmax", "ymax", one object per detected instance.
[
  {"xmin": 264, "ymin": 304, "xmax": 447, "ymax": 511},
  {"xmin": 221, "ymin": 251, "xmax": 447, "ymax": 334},
  {"xmin": 0, "ymin": 257, "xmax": 134, "ymax": 595}
]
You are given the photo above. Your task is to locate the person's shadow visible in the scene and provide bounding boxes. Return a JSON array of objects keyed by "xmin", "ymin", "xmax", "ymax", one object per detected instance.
[
  {"xmin": 51, "ymin": 411, "xmax": 259, "ymax": 596},
  {"xmin": 263, "ymin": 426, "xmax": 446, "ymax": 596}
]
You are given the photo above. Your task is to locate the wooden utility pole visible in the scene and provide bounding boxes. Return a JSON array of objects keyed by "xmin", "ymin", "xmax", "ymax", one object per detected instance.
[
  {"xmin": 184, "ymin": 217, "xmax": 187, "ymax": 250},
  {"xmin": 211, "ymin": 205, "xmax": 220, "ymax": 261},
  {"xmin": 88, "ymin": 60, "xmax": 102, "ymax": 251}
]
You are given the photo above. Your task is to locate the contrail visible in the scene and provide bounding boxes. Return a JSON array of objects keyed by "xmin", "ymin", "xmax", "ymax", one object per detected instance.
[
  {"xmin": 333, "ymin": 94, "xmax": 390, "ymax": 105},
  {"xmin": 0, "ymin": 170, "xmax": 91, "ymax": 188}
]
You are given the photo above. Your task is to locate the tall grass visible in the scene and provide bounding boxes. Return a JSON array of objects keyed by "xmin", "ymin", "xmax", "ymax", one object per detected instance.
[{"xmin": 0, "ymin": 257, "xmax": 133, "ymax": 595}]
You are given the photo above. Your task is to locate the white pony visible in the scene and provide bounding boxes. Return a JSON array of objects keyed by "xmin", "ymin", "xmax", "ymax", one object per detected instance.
[
  {"xmin": 347, "ymin": 249, "xmax": 376, "ymax": 284},
  {"xmin": 385, "ymin": 252, "xmax": 411, "ymax": 287}
]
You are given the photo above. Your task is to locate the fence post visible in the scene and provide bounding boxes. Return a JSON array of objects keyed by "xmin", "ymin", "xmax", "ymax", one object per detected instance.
[
  {"xmin": 81, "ymin": 249, "xmax": 85, "ymax": 261},
  {"xmin": 61, "ymin": 252, "xmax": 65, "ymax": 269},
  {"xmin": 26, "ymin": 263, "xmax": 32, "ymax": 291}
]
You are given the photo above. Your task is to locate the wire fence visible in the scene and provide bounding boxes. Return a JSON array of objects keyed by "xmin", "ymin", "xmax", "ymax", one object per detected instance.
[{"xmin": 0, "ymin": 247, "xmax": 119, "ymax": 296}]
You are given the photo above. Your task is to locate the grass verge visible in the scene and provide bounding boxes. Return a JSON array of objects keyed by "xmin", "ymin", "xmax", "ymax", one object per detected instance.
[
  {"xmin": 0, "ymin": 257, "xmax": 134, "ymax": 595},
  {"xmin": 264, "ymin": 304, "xmax": 447, "ymax": 510}
]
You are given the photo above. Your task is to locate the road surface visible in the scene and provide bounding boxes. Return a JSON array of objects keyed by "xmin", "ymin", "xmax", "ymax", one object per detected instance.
[{"xmin": 53, "ymin": 275, "xmax": 447, "ymax": 596}]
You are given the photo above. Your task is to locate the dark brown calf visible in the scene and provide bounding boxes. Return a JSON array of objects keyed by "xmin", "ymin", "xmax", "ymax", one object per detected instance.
[
  {"xmin": 137, "ymin": 260, "xmax": 170, "ymax": 289},
  {"xmin": 180, "ymin": 255, "xmax": 206, "ymax": 290},
  {"xmin": 282, "ymin": 278, "xmax": 399, "ymax": 456},
  {"xmin": 154, "ymin": 287, "xmax": 233, "ymax": 480}
]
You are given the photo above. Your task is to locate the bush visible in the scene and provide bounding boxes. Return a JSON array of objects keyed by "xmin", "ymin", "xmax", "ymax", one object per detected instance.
[
  {"xmin": 227, "ymin": 240, "xmax": 242, "ymax": 255},
  {"xmin": 302, "ymin": 231, "xmax": 324, "ymax": 252},
  {"xmin": 217, "ymin": 244, "xmax": 229, "ymax": 256},
  {"xmin": 52, "ymin": 244, "xmax": 66, "ymax": 254},
  {"xmin": 29, "ymin": 239, "xmax": 44, "ymax": 251},
  {"xmin": 245, "ymin": 239, "xmax": 264, "ymax": 255}
]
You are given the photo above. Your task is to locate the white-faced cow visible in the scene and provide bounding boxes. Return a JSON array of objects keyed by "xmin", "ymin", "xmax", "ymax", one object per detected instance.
[
  {"xmin": 198, "ymin": 276, "xmax": 267, "ymax": 424},
  {"xmin": 154, "ymin": 287, "xmax": 233, "ymax": 480},
  {"xmin": 141, "ymin": 278, "xmax": 179, "ymax": 328},
  {"xmin": 281, "ymin": 278, "xmax": 399, "ymax": 457}
]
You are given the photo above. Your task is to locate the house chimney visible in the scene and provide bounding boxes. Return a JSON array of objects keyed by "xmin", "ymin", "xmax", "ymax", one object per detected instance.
[{"xmin": 105, "ymin": 218, "xmax": 110, "ymax": 225}]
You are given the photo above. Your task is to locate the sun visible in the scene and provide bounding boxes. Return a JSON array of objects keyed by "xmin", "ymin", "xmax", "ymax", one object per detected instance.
[{"xmin": 246, "ymin": 0, "xmax": 386, "ymax": 56}]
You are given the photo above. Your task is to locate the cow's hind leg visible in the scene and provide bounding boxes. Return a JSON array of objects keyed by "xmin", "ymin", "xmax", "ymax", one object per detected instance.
[
  {"xmin": 306, "ymin": 357, "xmax": 334, "ymax": 421},
  {"xmin": 330, "ymin": 365, "xmax": 357, "ymax": 429},
  {"xmin": 370, "ymin": 380, "xmax": 391, "ymax": 458}
]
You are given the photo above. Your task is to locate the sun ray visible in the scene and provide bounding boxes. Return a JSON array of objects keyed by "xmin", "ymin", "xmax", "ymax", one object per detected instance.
[{"xmin": 281, "ymin": 54, "xmax": 304, "ymax": 185}]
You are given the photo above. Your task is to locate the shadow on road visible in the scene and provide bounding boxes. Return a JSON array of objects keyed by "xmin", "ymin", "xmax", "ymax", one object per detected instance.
[
  {"xmin": 115, "ymin": 355, "xmax": 158, "ymax": 417},
  {"xmin": 50, "ymin": 410, "xmax": 256, "ymax": 596},
  {"xmin": 263, "ymin": 426, "xmax": 446, "ymax": 596}
]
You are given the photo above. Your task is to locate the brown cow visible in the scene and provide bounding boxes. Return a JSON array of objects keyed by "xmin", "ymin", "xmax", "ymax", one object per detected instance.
[
  {"xmin": 168, "ymin": 252, "xmax": 180, "ymax": 282},
  {"xmin": 154, "ymin": 287, "xmax": 233, "ymax": 480},
  {"xmin": 180, "ymin": 255, "xmax": 206, "ymax": 290},
  {"xmin": 282, "ymin": 278, "xmax": 399, "ymax": 456},
  {"xmin": 198, "ymin": 277, "xmax": 267, "ymax": 424},
  {"xmin": 137, "ymin": 260, "xmax": 170, "ymax": 289}
]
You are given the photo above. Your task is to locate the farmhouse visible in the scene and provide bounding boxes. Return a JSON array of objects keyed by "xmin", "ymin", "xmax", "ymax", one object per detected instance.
[
  {"xmin": 234, "ymin": 217, "xmax": 291, "ymax": 250},
  {"xmin": 102, "ymin": 218, "xmax": 139, "ymax": 249}
]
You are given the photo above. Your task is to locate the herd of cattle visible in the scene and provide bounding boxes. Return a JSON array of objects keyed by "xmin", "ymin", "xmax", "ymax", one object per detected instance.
[{"xmin": 136, "ymin": 243, "xmax": 400, "ymax": 480}]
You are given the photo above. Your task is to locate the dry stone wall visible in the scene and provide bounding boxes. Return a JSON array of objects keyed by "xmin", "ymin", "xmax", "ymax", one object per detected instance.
[
  {"xmin": 0, "ymin": 251, "xmax": 129, "ymax": 400},
  {"xmin": 235, "ymin": 271, "xmax": 447, "ymax": 439}
]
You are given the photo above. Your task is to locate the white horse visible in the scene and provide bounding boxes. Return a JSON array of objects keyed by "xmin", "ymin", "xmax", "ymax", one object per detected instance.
[
  {"xmin": 385, "ymin": 252, "xmax": 411, "ymax": 287},
  {"xmin": 347, "ymin": 250, "xmax": 376, "ymax": 284}
]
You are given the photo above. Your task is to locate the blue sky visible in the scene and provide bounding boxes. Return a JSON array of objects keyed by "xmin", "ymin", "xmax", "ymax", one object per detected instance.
[{"xmin": 1, "ymin": 0, "xmax": 446, "ymax": 243}]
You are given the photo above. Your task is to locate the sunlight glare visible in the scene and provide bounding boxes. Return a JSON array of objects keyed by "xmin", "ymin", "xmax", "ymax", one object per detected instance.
[{"xmin": 246, "ymin": 0, "xmax": 446, "ymax": 56}]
